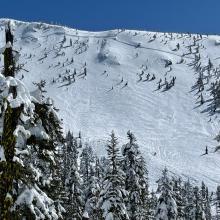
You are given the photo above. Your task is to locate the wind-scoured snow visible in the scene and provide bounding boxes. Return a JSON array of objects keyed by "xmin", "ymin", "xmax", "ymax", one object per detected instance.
[{"xmin": 0, "ymin": 18, "xmax": 220, "ymax": 189}]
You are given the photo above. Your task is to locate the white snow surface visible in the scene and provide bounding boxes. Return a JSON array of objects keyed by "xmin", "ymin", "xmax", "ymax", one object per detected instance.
[{"xmin": 0, "ymin": 18, "xmax": 220, "ymax": 189}]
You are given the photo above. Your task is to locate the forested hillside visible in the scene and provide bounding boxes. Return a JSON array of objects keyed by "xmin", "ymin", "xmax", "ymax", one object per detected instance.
[{"xmin": 1, "ymin": 19, "xmax": 220, "ymax": 219}]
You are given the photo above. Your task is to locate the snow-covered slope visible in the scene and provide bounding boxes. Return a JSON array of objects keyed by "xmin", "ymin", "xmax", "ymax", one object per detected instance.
[{"xmin": 0, "ymin": 19, "xmax": 220, "ymax": 189}]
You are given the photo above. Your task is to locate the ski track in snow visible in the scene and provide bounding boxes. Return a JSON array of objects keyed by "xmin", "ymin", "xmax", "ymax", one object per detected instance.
[{"xmin": 1, "ymin": 19, "xmax": 220, "ymax": 189}]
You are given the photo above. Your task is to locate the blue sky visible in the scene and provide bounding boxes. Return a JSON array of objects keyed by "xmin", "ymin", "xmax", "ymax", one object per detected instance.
[{"xmin": 1, "ymin": 0, "xmax": 219, "ymax": 34}]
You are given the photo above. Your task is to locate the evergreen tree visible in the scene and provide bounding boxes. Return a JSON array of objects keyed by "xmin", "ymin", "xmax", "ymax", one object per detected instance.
[
  {"xmin": 94, "ymin": 157, "xmax": 102, "ymax": 182},
  {"xmin": 98, "ymin": 131, "xmax": 129, "ymax": 220},
  {"xmin": 148, "ymin": 190, "xmax": 158, "ymax": 219},
  {"xmin": 62, "ymin": 131, "xmax": 84, "ymax": 219},
  {"xmin": 84, "ymin": 172, "xmax": 101, "ymax": 220},
  {"xmin": 172, "ymin": 177, "xmax": 185, "ymax": 220},
  {"xmin": 192, "ymin": 186, "xmax": 206, "ymax": 220},
  {"xmin": 63, "ymin": 131, "xmax": 78, "ymax": 181},
  {"xmin": 200, "ymin": 181, "xmax": 211, "ymax": 220},
  {"xmin": 80, "ymin": 144, "xmax": 95, "ymax": 198},
  {"xmin": 184, "ymin": 181, "xmax": 206, "ymax": 220},
  {"xmin": 155, "ymin": 168, "xmax": 177, "ymax": 220},
  {"xmin": 183, "ymin": 180, "xmax": 195, "ymax": 220},
  {"xmin": 65, "ymin": 162, "xmax": 84, "ymax": 219},
  {"xmin": 0, "ymin": 23, "xmax": 65, "ymax": 219},
  {"xmin": 214, "ymin": 186, "xmax": 220, "ymax": 220},
  {"xmin": 99, "ymin": 156, "xmax": 109, "ymax": 179},
  {"xmin": 121, "ymin": 131, "xmax": 149, "ymax": 220}
]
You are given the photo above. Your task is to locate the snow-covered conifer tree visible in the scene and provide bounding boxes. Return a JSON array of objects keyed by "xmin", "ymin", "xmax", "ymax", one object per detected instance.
[
  {"xmin": 121, "ymin": 130, "xmax": 149, "ymax": 219},
  {"xmin": 172, "ymin": 177, "xmax": 185, "ymax": 220},
  {"xmin": 200, "ymin": 181, "xmax": 211, "ymax": 220},
  {"xmin": 148, "ymin": 190, "xmax": 158, "ymax": 218},
  {"xmin": 155, "ymin": 168, "xmax": 177, "ymax": 220},
  {"xmin": 62, "ymin": 131, "xmax": 84, "ymax": 219},
  {"xmin": 84, "ymin": 156, "xmax": 103, "ymax": 219},
  {"xmin": 98, "ymin": 131, "xmax": 129, "ymax": 220},
  {"xmin": 183, "ymin": 180, "xmax": 195, "ymax": 220},
  {"xmin": 80, "ymin": 144, "xmax": 95, "ymax": 198},
  {"xmin": 214, "ymin": 186, "xmax": 220, "ymax": 220},
  {"xmin": 192, "ymin": 186, "xmax": 206, "ymax": 220},
  {"xmin": 0, "ymin": 23, "xmax": 65, "ymax": 219},
  {"xmin": 184, "ymin": 180, "xmax": 206, "ymax": 220}
]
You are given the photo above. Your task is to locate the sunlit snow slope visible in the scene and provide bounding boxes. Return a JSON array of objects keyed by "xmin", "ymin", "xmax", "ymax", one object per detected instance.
[{"xmin": 1, "ymin": 19, "xmax": 220, "ymax": 189}]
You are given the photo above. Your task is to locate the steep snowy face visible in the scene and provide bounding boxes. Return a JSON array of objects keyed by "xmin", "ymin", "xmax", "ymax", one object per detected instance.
[{"xmin": 0, "ymin": 18, "xmax": 220, "ymax": 189}]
